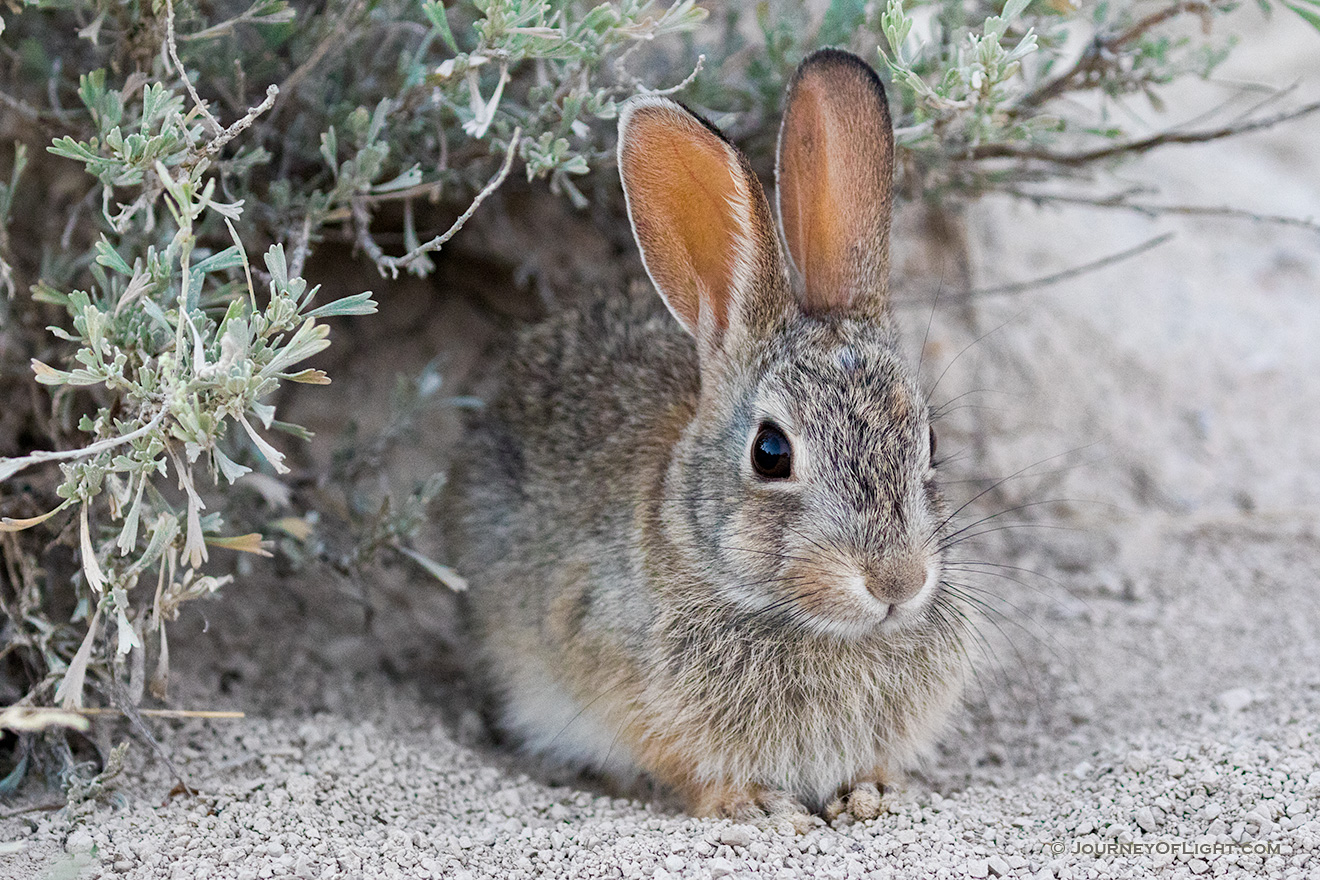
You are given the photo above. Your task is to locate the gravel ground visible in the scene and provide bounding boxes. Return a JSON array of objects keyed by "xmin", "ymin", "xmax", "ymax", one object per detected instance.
[{"xmin": 3, "ymin": 11, "xmax": 1319, "ymax": 880}]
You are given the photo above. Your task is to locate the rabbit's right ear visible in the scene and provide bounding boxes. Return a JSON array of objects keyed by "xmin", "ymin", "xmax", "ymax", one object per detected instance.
[
  {"xmin": 618, "ymin": 97, "xmax": 787, "ymax": 355},
  {"xmin": 777, "ymin": 49, "xmax": 895, "ymax": 318}
]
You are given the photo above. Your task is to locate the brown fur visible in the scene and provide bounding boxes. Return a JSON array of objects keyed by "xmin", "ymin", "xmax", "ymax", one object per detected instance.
[
  {"xmin": 442, "ymin": 50, "xmax": 973, "ymax": 824},
  {"xmin": 777, "ymin": 48, "xmax": 894, "ymax": 316}
]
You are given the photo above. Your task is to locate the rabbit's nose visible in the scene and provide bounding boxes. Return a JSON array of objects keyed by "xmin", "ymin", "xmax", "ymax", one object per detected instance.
[{"xmin": 865, "ymin": 554, "xmax": 929, "ymax": 606}]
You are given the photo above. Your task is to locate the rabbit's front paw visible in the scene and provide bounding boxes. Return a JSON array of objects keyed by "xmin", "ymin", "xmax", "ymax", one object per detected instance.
[
  {"xmin": 693, "ymin": 785, "xmax": 822, "ymax": 834},
  {"xmin": 824, "ymin": 780, "xmax": 885, "ymax": 823}
]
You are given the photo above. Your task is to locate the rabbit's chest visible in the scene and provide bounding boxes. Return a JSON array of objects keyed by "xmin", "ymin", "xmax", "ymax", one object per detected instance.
[{"xmin": 634, "ymin": 621, "xmax": 962, "ymax": 794}]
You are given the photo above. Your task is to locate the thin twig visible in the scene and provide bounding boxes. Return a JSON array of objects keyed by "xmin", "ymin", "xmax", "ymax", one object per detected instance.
[
  {"xmin": 0, "ymin": 89, "xmax": 68, "ymax": 139},
  {"xmin": 272, "ymin": 0, "xmax": 368, "ymax": 117},
  {"xmin": 0, "ymin": 409, "xmax": 166, "ymax": 481},
  {"xmin": 359, "ymin": 128, "xmax": 522, "ymax": 279},
  {"xmin": 0, "ymin": 89, "xmax": 44, "ymax": 123},
  {"xmin": 1014, "ymin": 1, "xmax": 1219, "ymax": 111},
  {"xmin": 1224, "ymin": 81, "xmax": 1299, "ymax": 127},
  {"xmin": 639, "ymin": 55, "xmax": 706, "ymax": 97},
  {"xmin": 104, "ymin": 85, "xmax": 278, "ymax": 235},
  {"xmin": 895, "ymin": 233, "xmax": 1175, "ymax": 308},
  {"xmin": 962, "ymin": 233, "xmax": 1175, "ymax": 300},
  {"xmin": 164, "ymin": 0, "xmax": 222, "ymax": 137},
  {"xmin": 108, "ymin": 678, "xmax": 192, "ymax": 795},
  {"xmin": 287, "ymin": 213, "xmax": 314, "ymax": 280},
  {"xmin": 974, "ymin": 98, "xmax": 1320, "ymax": 165},
  {"xmin": 197, "ymin": 85, "xmax": 279, "ymax": 162},
  {"xmin": 30, "ymin": 706, "xmax": 246, "ymax": 719},
  {"xmin": 1111, "ymin": 1, "xmax": 1217, "ymax": 51},
  {"xmin": 352, "ymin": 180, "xmax": 446, "ymax": 207},
  {"xmin": 0, "ymin": 803, "xmax": 65, "ymax": 819},
  {"xmin": 1005, "ymin": 189, "xmax": 1320, "ymax": 234}
]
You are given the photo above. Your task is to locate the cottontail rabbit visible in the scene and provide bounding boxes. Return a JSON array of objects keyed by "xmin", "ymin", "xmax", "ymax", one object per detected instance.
[{"xmin": 444, "ymin": 49, "xmax": 969, "ymax": 829}]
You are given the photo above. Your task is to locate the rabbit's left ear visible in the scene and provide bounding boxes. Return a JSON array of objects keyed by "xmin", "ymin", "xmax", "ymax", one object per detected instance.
[
  {"xmin": 618, "ymin": 96, "xmax": 790, "ymax": 361},
  {"xmin": 776, "ymin": 49, "xmax": 895, "ymax": 317}
]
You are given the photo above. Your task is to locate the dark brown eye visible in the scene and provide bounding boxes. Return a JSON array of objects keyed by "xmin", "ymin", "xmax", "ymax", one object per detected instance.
[
  {"xmin": 752, "ymin": 425, "xmax": 792, "ymax": 479},
  {"xmin": 928, "ymin": 424, "xmax": 938, "ymax": 461}
]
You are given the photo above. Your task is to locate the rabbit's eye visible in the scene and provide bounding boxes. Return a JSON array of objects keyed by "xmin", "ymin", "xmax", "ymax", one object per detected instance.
[
  {"xmin": 752, "ymin": 425, "xmax": 793, "ymax": 479},
  {"xmin": 928, "ymin": 425, "xmax": 938, "ymax": 461}
]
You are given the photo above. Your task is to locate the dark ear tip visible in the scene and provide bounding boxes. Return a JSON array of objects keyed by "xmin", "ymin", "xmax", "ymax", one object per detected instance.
[
  {"xmin": 618, "ymin": 95, "xmax": 735, "ymax": 150},
  {"xmin": 791, "ymin": 48, "xmax": 889, "ymax": 111}
]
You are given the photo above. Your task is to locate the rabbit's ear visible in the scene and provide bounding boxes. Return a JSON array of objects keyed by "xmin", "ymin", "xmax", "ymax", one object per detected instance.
[
  {"xmin": 777, "ymin": 49, "xmax": 895, "ymax": 317},
  {"xmin": 618, "ymin": 97, "xmax": 787, "ymax": 351}
]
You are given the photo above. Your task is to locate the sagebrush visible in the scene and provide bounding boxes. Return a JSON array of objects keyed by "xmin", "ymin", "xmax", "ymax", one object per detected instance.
[{"xmin": 0, "ymin": 0, "xmax": 1315, "ymax": 793}]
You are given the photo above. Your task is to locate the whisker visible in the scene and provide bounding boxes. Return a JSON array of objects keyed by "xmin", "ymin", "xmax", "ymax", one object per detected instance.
[
  {"xmin": 938, "ymin": 522, "xmax": 1078, "ymax": 552},
  {"xmin": 783, "ymin": 525, "xmax": 843, "ymax": 563},
  {"xmin": 940, "ymin": 583, "xmax": 1053, "ymax": 718},
  {"xmin": 943, "ymin": 579, "xmax": 1075, "ymax": 685},
  {"xmin": 915, "ymin": 272, "xmax": 944, "ymax": 377},
  {"xmin": 738, "ymin": 584, "xmax": 826, "ymax": 626},
  {"xmin": 929, "ymin": 388, "xmax": 1014, "ymax": 420},
  {"xmin": 929, "ymin": 443, "xmax": 1101, "ymax": 540},
  {"xmin": 937, "ymin": 498, "xmax": 1089, "ymax": 548},
  {"xmin": 930, "ymin": 594, "xmax": 1011, "ymax": 707},
  {"xmin": 940, "ymin": 560, "xmax": 1083, "ymax": 607},
  {"xmin": 925, "ymin": 311, "xmax": 1020, "ymax": 402},
  {"xmin": 719, "ymin": 544, "xmax": 815, "ymax": 564},
  {"xmin": 548, "ymin": 668, "xmax": 642, "ymax": 751}
]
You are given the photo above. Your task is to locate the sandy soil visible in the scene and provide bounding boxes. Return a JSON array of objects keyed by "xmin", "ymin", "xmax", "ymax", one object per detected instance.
[{"xmin": 3, "ymin": 10, "xmax": 1319, "ymax": 880}]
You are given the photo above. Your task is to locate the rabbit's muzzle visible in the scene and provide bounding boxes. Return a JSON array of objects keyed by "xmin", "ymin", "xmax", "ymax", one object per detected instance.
[{"xmin": 864, "ymin": 552, "xmax": 930, "ymax": 607}]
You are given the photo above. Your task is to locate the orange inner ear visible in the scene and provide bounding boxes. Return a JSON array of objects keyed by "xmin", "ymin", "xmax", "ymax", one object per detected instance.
[
  {"xmin": 778, "ymin": 54, "xmax": 892, "ymax": 315},
  {"xmin": 779, "ymin": 90, "xmax": 848, "ymax": 303},
  {"xmin": 621, "ymin": 105, "xmax": 744, "ymax": 335}
]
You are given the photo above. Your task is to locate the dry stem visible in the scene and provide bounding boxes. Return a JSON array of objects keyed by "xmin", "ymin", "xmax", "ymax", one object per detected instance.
[
  {"xmin": 164, "ymin": 0, "xmax": 222, "ymax": 137},
  {"xmin": 1005, "ymin": 189, "xmax": 1320, "ymax": 234},
  {"xmin": 1014, "ymin": 1, "xmax": 1223, "ymax": 111},
  {"xmin": 356, "ymin": 127, "xmax": 522, "ymax": 278},
  {"xmin": 975, "ymin": 99, "xmax": 1320, "ymax": 166}
]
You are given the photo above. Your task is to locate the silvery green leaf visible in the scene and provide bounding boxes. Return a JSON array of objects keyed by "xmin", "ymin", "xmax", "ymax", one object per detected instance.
[
  {"xmin": 94, "ymin": 237, "xmax": 133, "ymax": 275},
  {"xmin": 115, "ymin": 476, "xmax": 144, "ymax": 555},
  {"xmin": 320, "ymin": 127, "xmax": 338, "ymax": 173},
  {"xmin": 306, "ymin": 291, "xmax": 377, "ymax": 318},
  {"xmin": 250, "ymin": 400, "xmax": 276, "ymax": 429},
  {"xmin": 270, "ymin": 420, "xmax": 314, "ymax": 442},
  {"xmin": 264, "ymin": 244, "xmax": 289, "ymax": 290},
  {"xmin": 1002, "ymin": 0, "xmax": 1031, "ymax": 22},
  {"xmin": 124, "ymin": 514, "xmax": 179, "ymax": 579},
  {"xmin": 422, "ymin": 0, "xmax": 460, "ymax": 53},
  {"xmin": 192, "ymin": 246, "xmax": 245, "ymax": 275},
  {"xmin": 212, "ymin": 445, "xmax": 252, "ymax": 484},
  {"xmin": 238, "ymin": 413, "xmax": 289, "ymax": 474},
  {"xmin": 79, "ymin": 503, "xmax": 106, "ymax": 594},
  {"xmin": 397, "ymin": 546, "xmax": 468, "ymax": 592},
  {"xmin": 54, "ymin": 605, "xmax": 101, "ymax": 710},
  {"xmin": 112, "ymin": 588, "xmax": 141, "ymax": 655},
  {"xmin": 372, "ymin": 166, "xmax": 424, "ymax": 193},
  {"xmin": 368, "ymin": 98, "xmax": 391, "ymax": 145},
  {"xmin": 208, "ymin": 198, "xmax": 244, "ymax": 220},
  {"xmin": 48, "ymin": 137, "xmax": 100, "ymax": 164},
  {"xmin": 141, "ymin": 298, "xmax": 172, "ymax": 332}
]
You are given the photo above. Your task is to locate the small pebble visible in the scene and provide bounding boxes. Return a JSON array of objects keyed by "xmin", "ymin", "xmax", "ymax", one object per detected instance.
[
  {"xmin": 708, "ymin": 856, "xmax": 736, "ymax": 878},
  {"xmin": 718, "ymin": 825, "xmax": 754, "ymax": 848}
]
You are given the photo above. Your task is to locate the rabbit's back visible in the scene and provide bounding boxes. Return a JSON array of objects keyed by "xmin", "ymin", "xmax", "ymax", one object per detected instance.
[
  {"xmin": 448, "ymin": 284, "xmax": 697, "ymax": 565},
  {"xmin": 444, "ymin": 285, "xmax": 698, "ymax": 769}
]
